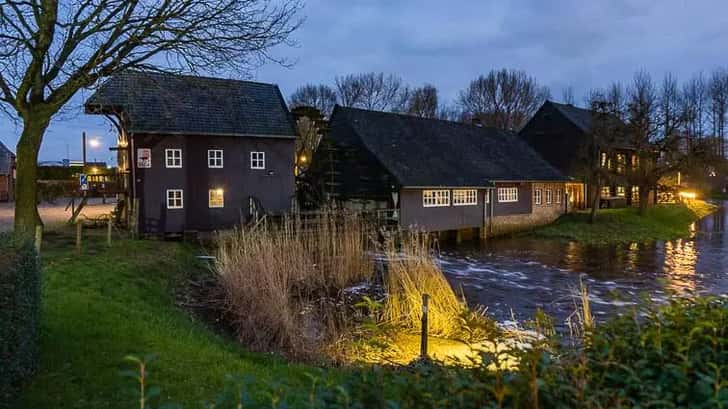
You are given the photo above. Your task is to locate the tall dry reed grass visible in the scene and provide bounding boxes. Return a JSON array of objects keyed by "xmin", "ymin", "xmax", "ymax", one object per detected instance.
[
  {"xmin": 215, "ymin": 211, "xmax": 374, "ymax": 358},
  {"xmin": 382, "ymin": 232, "xmax": 465, "ymax": 337}
]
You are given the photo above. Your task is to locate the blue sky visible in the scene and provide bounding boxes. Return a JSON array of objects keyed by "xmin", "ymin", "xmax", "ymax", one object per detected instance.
[{"xmin": 2, "ymin": 0, "xmax": 728, "ymax": 163}]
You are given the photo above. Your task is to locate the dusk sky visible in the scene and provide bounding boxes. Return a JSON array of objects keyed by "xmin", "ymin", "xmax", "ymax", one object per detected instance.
[{"xmin": 1, "ymin": 0, "xmax": 727, "ymax": 163}]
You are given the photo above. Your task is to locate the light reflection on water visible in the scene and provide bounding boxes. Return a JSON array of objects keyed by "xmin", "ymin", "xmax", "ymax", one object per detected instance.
[{"xmin": 440, "ymin": 201, "xmax": 728, "ymax": 327}]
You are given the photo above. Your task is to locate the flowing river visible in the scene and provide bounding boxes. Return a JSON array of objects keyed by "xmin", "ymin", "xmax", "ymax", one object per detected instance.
[{"xmin": 440, "ymin": 201, "xmax": 728, "ymax": 328}]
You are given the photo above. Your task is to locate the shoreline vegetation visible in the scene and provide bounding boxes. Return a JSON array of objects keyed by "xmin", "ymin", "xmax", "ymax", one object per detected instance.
[{"xmin": 532, "ymin": 200, "xmax": 718, "ymax": 245}]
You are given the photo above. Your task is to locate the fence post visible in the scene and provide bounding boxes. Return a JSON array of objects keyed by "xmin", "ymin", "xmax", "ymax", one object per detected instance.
[
  {"xmin": 107, "ymin": 215, "xmax": 112, "ymax": 247},
  {"xmin": 76, "ymin": 220, "xmax": 82, "ymax": 254},
  {"xmin": 34, "ymin": 225, "xmax": 43, "ymax": 254},
  {"xmin": 420, "ymin": 293, "xmax": 430, "ymax": 359}
]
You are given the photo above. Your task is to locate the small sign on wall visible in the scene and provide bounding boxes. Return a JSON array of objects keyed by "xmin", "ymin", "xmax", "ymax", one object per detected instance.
[
  {"xmin": 79, "ymin": 174, "xmax": 88, "ymax": 191},
  {"xmin": 137, "ymin": 148, "xmax": 151, "ymax": 168}
]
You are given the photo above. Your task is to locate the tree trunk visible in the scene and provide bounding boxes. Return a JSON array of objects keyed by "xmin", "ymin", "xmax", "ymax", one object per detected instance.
[
  {"xmin": 589, "ymin": 182, "xmax": 600, "ymax": 224},
  {"xmin": 638, "ymin": 185, "xmax": 650, "ymax": 216},
  {"xmin": 14, "ymin": 118, "xmax": 50, "ymax": 235}
]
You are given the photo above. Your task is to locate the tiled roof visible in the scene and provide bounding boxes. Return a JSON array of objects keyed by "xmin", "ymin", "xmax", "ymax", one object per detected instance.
[
  {"xmin": 85, "ymin": 71, "xmax": 296, "ymax": 138},
  {"xmin": 0, "ymin": 140, "xmax": 14, "ymax": 175},
  {"xmin": 329, "ymin": 106, "xmax": 569, "ymax": 187}
]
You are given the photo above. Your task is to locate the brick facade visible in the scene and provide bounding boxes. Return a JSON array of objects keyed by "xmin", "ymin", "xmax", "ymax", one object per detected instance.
[{"xmin": 490, "ymin": 182, "xmax": 568, "ymax": 236}]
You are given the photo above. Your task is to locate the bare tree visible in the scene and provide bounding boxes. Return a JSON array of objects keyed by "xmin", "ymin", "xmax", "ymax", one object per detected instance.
[
  {"xmin": 681, "ymin": 73, "xmax": 708, "ymax": 140},
  {"xmin": 405, "ymin": 84, "xmax": 438, "ymax": 118},
  {"xmin": 457, "ymin": 68, "xmax": 550, "ymax": 131},
  {"xmin": 334, "ymin": 72, "xmax": 404, "ymax": 111},
  {"xmin": 0, "ymin": 0, "xmax": 302, "ymax": 233},
  {"xmin": 561, "ymin": 86, "xmax": 576, "ymax": 105},
  {"xmin": 709, "ymin": 68, "xmax": 728, "ymax": 157},
  {"xmin": 289, "ymin": 84, "xmax": 337, "ymax": 118}
]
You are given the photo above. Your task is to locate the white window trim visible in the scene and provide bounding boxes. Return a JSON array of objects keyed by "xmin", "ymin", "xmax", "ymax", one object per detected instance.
[
  {"xmin": 166, "ymin": 189, "xmax": 183, "ymax": 209},
  {"xmin": 534, "ymin": 189, "xmax": 542, "ymax": 205},
  {"xmin": 208, "ymin": 189, "xmax": 224, "ymax": 208},
  {"xmin": 422, "ymin": 189, "xmax": 450, "ymax": 207},
  {"xmin": 250, "ymin": 151, "xmax": 265, "ymax": 169},
  {"xmin": 165, "ymin": 149, "xmax": 182, "ymax": 168},
  {"xmin": 497, "ymin": 187, "xmax": 519, "ymax": 203},
  {"xmin": 208, "ymin": 149, "xmax": 223, "ymax": 168},
  {"xmin": 546, "ymin": 189, "xmax": 553, "ymax": 204},
  {"xmin": 452, "ymin": 189, "xmax": 477, "ymax": 206},
  {"xmin": 556, "ymin": 189, "xmax": 563, "ymax": 204}
]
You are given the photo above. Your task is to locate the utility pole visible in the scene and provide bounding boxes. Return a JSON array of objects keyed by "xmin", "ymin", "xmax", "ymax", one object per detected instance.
[{"xmin": 82, "ymin": 132, "xmax": 87, "ymax": 166}]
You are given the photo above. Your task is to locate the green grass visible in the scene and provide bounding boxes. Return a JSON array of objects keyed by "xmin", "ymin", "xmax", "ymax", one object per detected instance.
[
  {"xmin": 17, "ymin": 229, "xmax": 324, "ymax": 408},
  {"xmin": 532, "ymin": 201, "xmax": 717, "ymax": 246}
]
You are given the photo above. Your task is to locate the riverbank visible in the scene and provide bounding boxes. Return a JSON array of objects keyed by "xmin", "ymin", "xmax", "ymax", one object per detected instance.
[{"xmin": 532, "ymin": 200, "xmax": 717, "ymax": 245}]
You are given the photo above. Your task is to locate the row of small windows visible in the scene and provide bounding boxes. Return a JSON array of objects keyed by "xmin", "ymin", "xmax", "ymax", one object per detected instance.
[
  {"xmin": 601, "ymin": 186, "xmax": 639, "ymax": 198},
  {"xmin": 166, "ymin": 188, "xmax": 225, "ymax": 209},
  {"xmin": 533, "ymin": 188, "xmax": 562, "ymax": 205},
  {"xmin": 600, "ymin": 152, "xmax": 639, "ymax": 173},
  {"xmin": 164, "ymin": 149, "xmax": 265, "ymax": 169},
  {"xmin": 422, "ymin": 187, "xmax": 520, "ymax": 207}
]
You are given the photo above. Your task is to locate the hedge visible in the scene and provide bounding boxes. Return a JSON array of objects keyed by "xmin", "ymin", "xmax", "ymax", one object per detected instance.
[{"xmin": 0, "ymin": 234, "xmax": 41, "ymax": 409}]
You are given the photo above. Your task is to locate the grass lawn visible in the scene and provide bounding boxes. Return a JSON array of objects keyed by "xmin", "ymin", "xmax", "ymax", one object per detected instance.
[
  {"xmin": 17, "ymin": 228, "xmax": 325, "ymax": 408},
  {"xmin": 532, "ymin": 200, "xmax": 717, "ymax": 246}
]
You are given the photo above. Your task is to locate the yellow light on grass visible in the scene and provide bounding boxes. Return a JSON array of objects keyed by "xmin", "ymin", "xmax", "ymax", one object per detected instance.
[{"xmin": 679, "ymin": 191, "xmax": 697, "ymax": 200}]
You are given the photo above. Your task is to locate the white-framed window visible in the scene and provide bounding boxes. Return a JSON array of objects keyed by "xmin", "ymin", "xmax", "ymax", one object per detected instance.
[
  {"xmin": 208, "ymin": 149, "xmax": 223, "ymax": 168},
  {"xmin": 208, "ymin": 188, "xmax": 224, "ymax": 208},
  {"xmin": 250, "ymin": 151, "xmax": 265, "ymax": 169},
  {"xmin": 617, "ymin": 186, "xmax": 626, "ymax": 197},
  {"xmin": 423, "ymin": 190, "xmax": 450, "ymax": 207},
  {"xmin": 601, "ymin": 186, "xmax": 611, "ymax": 197},
  {"xmin": 534, "ymin": 188, "xmax": 542, "ymax": 205},
  {"xmin": 166, "ymin": 189, "xmax": 183, "ymax": 209},
  {"xmin": 452, "ymin": 189, "xmax": 477, "ymax": 206},
  {"xmin": 497, "ymin": 187, "xmax": 519, "ymax": 203},
  {"xmin": 556, "ymin": 189, "xmax": 563, "ymax": 204},
  {"xmin": 546, "ymin": 189, "xmax": 553, "ymax": 204},
  {"xmin": 165, "ymin": 149, "xmax": 182, "ymax": 168}
]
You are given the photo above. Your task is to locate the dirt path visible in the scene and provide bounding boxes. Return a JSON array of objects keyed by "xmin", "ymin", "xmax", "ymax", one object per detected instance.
[{"xmin": 0, "ymin": 198, "xmax": 116, "ymax": 232}]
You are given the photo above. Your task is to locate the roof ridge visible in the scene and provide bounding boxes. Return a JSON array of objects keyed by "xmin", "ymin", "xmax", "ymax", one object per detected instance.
[{"xmin": 123, "ymin": 69, "xmax": 279, "ymax": 88}]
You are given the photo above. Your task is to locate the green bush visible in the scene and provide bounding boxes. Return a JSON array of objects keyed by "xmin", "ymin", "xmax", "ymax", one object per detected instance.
[
  {"xmin": 0, "ymin": 234, "xmax": 41, "ymax": 409},
  {"xmin": 121, "ymin": 297, "xmax": 728, "ymax": 408}
]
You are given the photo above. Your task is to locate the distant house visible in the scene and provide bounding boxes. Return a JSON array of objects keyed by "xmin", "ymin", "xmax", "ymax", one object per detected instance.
[
  {"xmin": 309, "ymin": 106, "xmax": 574, "ymax": 237},
  {"xmin": 520, "ymin": 101, "xmax": 646, "ymax": 208},
  {"xmin": 85, "ymin": 71, "xmax": 297, "ymax": 235},
  {"xmin": 0, "ymin": 140, "xmax": 15, "ymax": 202}
]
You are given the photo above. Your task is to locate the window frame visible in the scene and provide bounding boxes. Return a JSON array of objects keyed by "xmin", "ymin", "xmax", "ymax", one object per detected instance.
[
  {"xmin": 250, "ymin": 151, "xmax": 266, "ymax": 169},
  {"xmin": 601, "ymin": 186, "xmax": 611, "ymax": 198},
  {"xmin": 556, "ymin": 189, "xmax": 563, "ymax": 204},
  {"xmin": 616, "ymin": 186, "xmax": 626, "ymax": 197},
  {"xmin": 534, "ymin": 188, "xmax": 542, "ymax": 205},
  {"xmin": 165, "ymin": 148, "xmax": 182, "ymax": 168},
  {"xmin": 208, "ymin": 189, "xmax": 224, "ymax": 208},
  {"xmin": 452, "ymin": 189, "xmax": 478, "ymax": 206},
  {"xmin": 546, "ymin": 189, "xmax": 553, "ymax": 204},
  {"xmin": 208, "ymin": 149, "xmax": 224, "ymax": 168},
  {"xmin": 166, "ymin": 189, "xmax": 184, "ymax": 209},
  {"xmin": 497, "ymin": 187, "xmax": 519, "ymax": 203},
  {"xmin": 422, "ymin": 189, "xmax": 451, "ymax": 207}
]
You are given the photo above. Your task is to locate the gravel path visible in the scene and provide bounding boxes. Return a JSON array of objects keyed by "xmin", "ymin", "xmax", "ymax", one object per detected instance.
[{"xmin": 0, "ymin": 197, "xmax": 116, "ymax": 232}]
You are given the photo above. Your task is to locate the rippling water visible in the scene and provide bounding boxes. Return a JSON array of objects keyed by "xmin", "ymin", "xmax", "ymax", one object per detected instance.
[{"xmin": 440, "ymin": 201, "xmax": 728, "ymax": 327}]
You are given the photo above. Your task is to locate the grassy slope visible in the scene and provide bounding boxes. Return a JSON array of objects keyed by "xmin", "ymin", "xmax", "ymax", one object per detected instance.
[
  {"xmin": 533, "ymin": 201, "xmax": 717, "ymax": 245},
  {"xmin": 18, "ymin": 229, "xmax": 320, "ymax": 409}
]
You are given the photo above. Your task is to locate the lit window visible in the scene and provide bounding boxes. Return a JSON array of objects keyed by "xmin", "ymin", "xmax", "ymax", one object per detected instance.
[
  {"xmin": 250, "ymin": 151, "xmax": 265, "ymax": 169},
  {"xmin": 208, "ymin": 189, "xmax": 224, "ymax": 208},
  {"xmin": 631, "ymin": 186, "xmax": 640, "ymax": 202},
  {"xmin": 423, "ymin": 190, "xmax": 450, "ymax": 207},
  {"xmin": 546, "ymin": 189, "xmax": 553, "ymax": 204},
  {"xmin": 616, "ymin": 153, "xmax": 626, "ymax": 173},
  {"xmin": 166, "ymin": 189, "xmax": 183, "ymax": 209},
  {"xmin": 165, "ymin": 149, "xmax": 182, "ymax": 168},
  {"xmin": 617, "ymin": 186, "xmax": 626, "ymax": 197},
  {"xmin": 453, "ymin": 189, "xmax": 477, "ymax": 206},
  {"xmin": 601, "ymin": 186, "xmax": 611, "ymax": 197},
  {"xmin": 497, "ymin": 187, "xmax": 519, "ymax": 203},
  {"xmin": 631, "ymin": 155, "xmax": 639, "ymax": 170},
  {"xmin": 600, "ymin": 152, "xmax": 608, "ymax": 168},
  {"xmin": 208, "ymin": 150, "xmax": 223, "ymax": 168},
  {"xmin": 534, "ymin": 189, "xmax": 542, "ymax": 205},
  {"xmin": 556, "ymin": 189, "xmax": 563, "ymax": 204}
]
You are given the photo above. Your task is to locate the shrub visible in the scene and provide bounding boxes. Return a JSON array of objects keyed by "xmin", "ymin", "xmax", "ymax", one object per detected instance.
[{"xmin": 0, "ymin": 234, "xmax": 41, "ymax": 409}]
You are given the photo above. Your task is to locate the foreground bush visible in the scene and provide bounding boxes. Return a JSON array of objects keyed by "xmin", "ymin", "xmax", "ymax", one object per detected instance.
[
  {"xmin": 122, "ymin": 297, "xmax": 727, "ymax": 408},
  {"xmin": 0, "ymin": 234, "xmax": 41, "ymax": 409}
]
